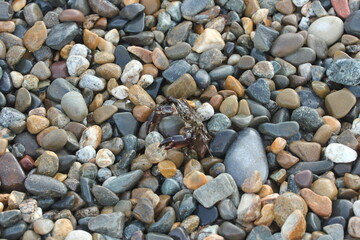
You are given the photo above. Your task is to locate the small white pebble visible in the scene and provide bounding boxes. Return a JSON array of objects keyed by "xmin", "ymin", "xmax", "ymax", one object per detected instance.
[
  {"xmin": 196, "ymin": 102, "xmax": 215, "ymax": 121},
  {"xmin": 111, "ymin": 85, "xmax": 129, "ymax": 100},
  {"xmin": 325, "ymin": 143, "xmax": 357, "ymax": 163},
  {"xmin": 76, "ymin": 145, "xmax": 96, "ymax": 163},
  {"xmin": 138, "ymin": 74, "xmax": 154, "ymax": 89}
]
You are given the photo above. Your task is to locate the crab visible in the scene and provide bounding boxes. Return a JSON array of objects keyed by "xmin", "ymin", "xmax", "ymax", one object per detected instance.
[{"xmin": 147, "ymin": 96, "xmax": 212, "ymax": 159}]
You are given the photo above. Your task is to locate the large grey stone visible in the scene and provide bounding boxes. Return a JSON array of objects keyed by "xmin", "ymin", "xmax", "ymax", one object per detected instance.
[
  {"xmin": 102, "ymin": 170, "xmax": 143, "ymax": 193},
  {"xmin": 224, "ymin": 128, "xmax": 268, "ymax": 187},
  {"xmin": 88, "ymin": 212, "xmax": 125, "ymax": 238}
]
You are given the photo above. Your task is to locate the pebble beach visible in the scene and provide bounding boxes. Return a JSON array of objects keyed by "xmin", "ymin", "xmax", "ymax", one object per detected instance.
[{"xmin": 0, "ymin": 0, "xmax": 360, "ymax": 239}]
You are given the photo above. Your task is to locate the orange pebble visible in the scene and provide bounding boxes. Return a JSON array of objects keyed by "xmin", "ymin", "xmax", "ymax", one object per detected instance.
[
  {"xmin": 158, "ymin": 160, "xmax": 177, "ymax": 178},
  {"xmin": 322, "ymin": 115, "xmax": 341, "ymax": 134},
  {"xmin": 270, "ymin": 137, "xmax": 287, "ymax": 154},
  {"xmin": 183, "ymin": 170, "xmax": 208, "ymax": 190}
]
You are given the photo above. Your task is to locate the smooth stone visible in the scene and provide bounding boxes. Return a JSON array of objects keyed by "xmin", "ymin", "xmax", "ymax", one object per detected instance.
[
  {"xmin": 325, "ymin": 143, "xmax": 357, "ymax": 163},
  {"xmin": 332, "ymin": 199, "xmax": 354, "ymax": 221},
  {"xmin": 298, "ymin": 90, "xmax": 321, "ymax": 109},
  {"xmin": 345, "ymin": 10, "xmax": 360, "ymax": 37},
  {"xmin": 61, "ymin": 91, "xmax": 88, "ymax": 122},
  {"xmin": 224, "ymin": 128, "xmax": 268, "ymax": 187},
  {"xmin": 103, "ymin": 170, "xmax": 143, "ymax": 193},
  {"xmin": 113, "ymin": 112, "xmax": 140, "ymax": 136},
  {"xmin": 166, "ymin": 21, "xmax": 192, "ymax": 46},
  {"xmin": 218, "ymin": 199, "xmax": 237, "ymax": 220},
  {"xmin": 283, "ymin": 47, "xmax": 316, "ymax": 66},
  {"xmin": 158, "ymin": 115, "xmax": 185, "ymax": 138},
  {"xmin": 194, "ymin": 205, "xmax": 218, "ymax": 226},
  {"xmin": 287, "ymin": 160, "xmax": 334, "ymax": 175},
  {"xmin": 14, "ymin": 132, "xmax": 39, "ymax": 158},
  {"xmin": 133, "ymin": 198, "xmax": 154, "ymax": 224},
  {"xmin": 0, "ymin": 2, "xmax": 13, "ymax": 20},
  {"xmin": 167, "ymin": 73, "xmax": 197, "ymax": 98},
  {"xmin": 148, "ymin": 207, "xmax": 175, "ymax": 233},
  {"xmin": 46, "ymin": 22, "xmax": 79, "ymax": 50},
  {"xmin": 246, "ymin": 99, "xmax": 271, "ymax": 119},
  {"xmin": 92, "ymin": 185, "xmax": 119, "ymax": 206},
  {"xmin": 2, "ymin": 221, "xmax": 27, "ymax": 240},
  {"xmin": 0, "ymin": 71, "xmax": 13, "ymax": 93},
  {"xmin": 308, "ymin": 16, "xmax": 344, "ymax": 46},
  {"xmin": 120, "ymin": 3, "xmax": 144, "ymax": 20},
  {"xmin": 52, "ymin": 195, "xmax": 75, "ymax": 210},
  {"xmin": 23, "ymin": 21, "xmax": 47, "ymax": 52},
  {"xmin": 25, "ymin": 174, "xmax": 67, "ymax": 198},
  {"xmin": 0, "ymin": 210, "xmax": 21, "ymax": 228},
  {"xmin": 274, "ymin": 192, "xmax": 308, "ymax": 227},
  {"xmin": 124, "ymin": 13, "xmax": 145, "ymax": 33},
  {"xmin": 259, "ymin": 121, "xmax": 300, "ymax": 139},
  {"xmin": 348, "ymin": 217, "xmax": 360, "ymax": 238},
  {"xmin": 281, "ymin": 210, "xmax": 306, "ymax": 240},
  {"xmin": 209, "ymin": 129, "xmax": 237, "ymax": 158},
  {"xmin": 161, "ymin": 178, "xmax": 180, "ymax": 195},
  {"xmin": 194, "ymin": 69, "xmax": 211, "ymax": 90},
  {"xmin": 168, "ymin": 227, "xmax": 190, "ymax": 240},
  {"xmin": 40, "ymin": 129, "xmax": 68, "ymax": 151},
  {"xmin": 199, "ymin": 49, "xmax": 225, "ymax": 71},
  {"xmin": 326, "ymin": 59, "xmax": 360, "ymax": 86},
  {"xmin": 219, "ymin": 222, "xmax": 246, "ymax": 240},
  {"xmin": 65, "ymin": 230, "xmax": 92, "ymax": 240},
  {"xmin": 271, "ymin": 33, "xmax": 304, "ymax": 57},
  {"xmin": 306, "ymin": 212, "xmax": 321, "ymax": 232},
  {"xmin": 162, "ymin": 60, "xmax": 191, "ymax": 83},
  {"xmin": 291, "ymin": 106, "xmax": 323, "ymax": 132},
  {"xmin": 122, "ymin": 31, "xmax": 154, "ymax": 46},
  {"xmin": 114, "ymin": 45, "xmax": 131, "ymax": 70},
  {"xmin": 325, "ymin": 88, "xmax": 356, "ymax": 119},
  {"xmin": 207, "ymin": 113, "xmax": 231, "ymax": 135},
  {"xmin": 209, "ymin": 65, "xmax": 234, "ymax": 81},
  {"xmin": 88, "ymin": 212, "xmax": 125, "ymax": 238},
  {"xmin": 165, "ymin": 42, "xmax": 192, "ymax": 60},
  {"xmin": 178, "ymin": 194, "xmax": 197, "ymax": 221},
  {"xmin": 323, "ymin": 224, "xmax": 344, "ymax": 240},
  {"xmin": 192, "ymin": 28, "xmax": 225, "ymax": 54},
  {"xmin": 0, "ymin": 153, "xmax": 26, "ymax": 192}
]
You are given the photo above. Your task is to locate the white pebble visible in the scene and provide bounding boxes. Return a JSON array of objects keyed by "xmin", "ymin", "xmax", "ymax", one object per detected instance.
[
  {"xmin": 69, "ymin": 44, "xmax": 89, "ymax": 57},
  {"xmin": 105, "ymin": 29, "xmax": 120, "ymax": 45},
  {"xmin": 292, "ymin": 0, "xmax": 309, "ymax": 7},
  {"xmin": 65, "ymin": 230, "xmax": 92, "ymax": 240},
  {"xmin": 79, "ymin": 74, "xmax": 106, "ymax": 91},
  {"xmin": 138, "ymin": 74, "xmax": 154, "ymax": 89},
  {"xmin": 76, "ymin": 145, "xmax": 96, "ymax": 163},
  {"xmin": 354, "ymin": 200, "xmax": 360, "ymax": 217},
  {"xmin": 111, "ymin": 85, "xmax": 129, "ymax": 100},
  {"xmin": 67, "ymin": 55, "xmax": 90, "ymax": 77},
  {"xmin": 325, "ymin": 143, "xmax": 357, "ymax": 163},
  {"xmin": 96, "ymin": 148, "xmax": 115, "ymax": 168},
  {"xmin": 196, "ymin": 102, "xmax": 215, "ymax": 121},
  {"xmin": 121, "ymin": 60, "xmax": 143, "ymax": 85},
  {"xmin": 351, "ymin": 118, "xmax": 360, "ymax": 135},
  {"xmin": 227, "ymin": 54, "xmax": 241, "ymax": 65}
]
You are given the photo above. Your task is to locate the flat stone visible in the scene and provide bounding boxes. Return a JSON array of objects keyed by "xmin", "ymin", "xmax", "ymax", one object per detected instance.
[
  {"xmin": 113, "ymin": 112, "xmax": 140, "ymax": 136},
  {"xmin": 103, "ymin": 170, "xmax": 143, "ymax": 193},
  {"xmin": 40, "ymin": 129, "xmax": 68, "ymax": 151},
  {"xmin": 291, "ymin": 106, "xmax": 323, "ymax": 132},
  {"xmin": 224, "ymin": 128, "xmax": 268, "ymax": 187},
  {"xmin": 167, "ymin": 73, "xmax": 197, "ymax": 99},
  {"xmin": 253, "ymin": 24, "xmax": 279, "ymax": 52},
  {"xmin": 308, "ymin": 16, "xmax": 344, "ymax": 46},
  {"xmin": 193, "ymin": 173, "xmax": 236, "ymax": 208},
  {"xmin": 193, "ymin": 28, "xmax": 225, "ymax": 54},
  {"xmin": 23, "ymin": 21, "xmax": 47, "ymax": 52},
  {"xmin": 0, "ymin": 210, "xmax": 22, "ymax": 228},
  {"xmin": 281, "ymin": 209, "xmax": 306, "ymax": 240},
  {"xmin": 181, "ymin": 0, "xmax": 211, "ymax": 16},
  {"xmin": 325, "ymin": 88, "xmax": 356, "ymax": 119},
  {"xmin": 283, "ymin": 47, "xmax": 316, "ymax": 66},
  {"xmin": 91, "ymin": 185, "xmax": 119, "ymax": 206},
  {"xmin": 271, "ymin": 33, "xmax": 304, "ymax": 57},
  {"xmin": 46, "ymin": 22, "xmax": 79, "ymax": 50},
  {"xmin": 88, "ymin": 0, "xmax": 119, "ymax": 18},
  {"xmin": 88, "ymin": 212, "xmax": 125, "ymax": 238},
  {"xmin": 162, "ymin": 60, "xmax": 192, "ymax": 83},
  {"xmin": 287, "ymin": 160, "xmax": 334, "ymax": 175},
  {"xmin": 259, "ymin": 121, "xmax": 300, "ymax": 139},
  {"xmin": 300, "ymin": 188, "xmax": 332, "ymax": 218},
  {"xmin": 0, "ymin": 153, "xmax": 26, "ymax": 192},
  {"xmin": 289, "ymin": 141, "xmax": 321, "ymax": 162},
  {"xmin": 25, "ymin": 174, "xmax": 67, "ymax": 198},
  {"xmin": 246, "ymin": 78, "xmax": 270, "ymax": 104}
]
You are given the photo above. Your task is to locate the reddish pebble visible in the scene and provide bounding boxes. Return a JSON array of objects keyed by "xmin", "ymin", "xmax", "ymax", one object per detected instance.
[
  {"xmin": 331, "ymin": 0, "xmax": 351, "ymax": 18},
  {"xmin": 50, "ymin": 61, "xmax": 69, "ymax": 80},
  {"xmin": 19, "ymin": 155, "xmax": 35, "ymax": 171},
  {"xmin": 59, "ymin": 9, "xmax": 85, "ymax": 23}
]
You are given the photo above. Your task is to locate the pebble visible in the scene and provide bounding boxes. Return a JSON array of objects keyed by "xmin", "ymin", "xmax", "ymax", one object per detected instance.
[
  {"xmin": 65, "ymin": 230, "xmax": 92, "ymax": 240},
  {"xmin": 193, "ymin": 173, "xmax": 236, "ymax": 208},
  {"xmin": 88, "ymin": 212, "xmax": 125, "ymax": 238},
  {"xmin": 121, "ymin": 60, "xmax": 143, "ymax": 85},
  {"xmin": 274, "ymin": 192, "xmax": 308, "ymax": 227},
  {"xmin": 167, "ymin": 73, "xmax": 197, "ymax": 99},
  {"xmin": 0, "ymin": 153, "xmax": 26, "ymax": 192},
  {"xmin": 325, "ymin": 143, "xmax": 357, "ymax": 163},
  {"xmin": 307, "ymin": 16, "xmax": 344, "ymax": 46},
  {"xmin": 25, "ymin": 174, "xmax": 67, "ymax": 198},
  {"xmin": 237, "ymin": 193, "xmax": 261, "ymax": 222},
  {"xmin": 253, "ymin": 24, "xmax": 279, "ymax": 52},
  {"xmin": 300, "ymin": 188, "xmax": 332, "ymax": 217},
  {"xmin": 326, "ymin": 59, "xmax": 360, "ymax": 86},
  {"xmin": 103, "ymin": 170, "xmax": 143, "ymax": 193},
  {"xmin": 33, "ymin": 218, "xmax": 54, "ymax": 235},
  {"xmin": 66, "ymin": 55, "xmax": 90, "ymax": 77},
  {"xmin": 348, "ymin": 217, "xmax": 360, "ymax": 238},
  {"xmin": 325, "ymin": 88, "xmax": 356, "ymax": 119},
  {"xmin": 88, "ymin": 0, "xmax": 119, "ymax": 18},
  {"xmin": 61, "ymin": 91, "xmax": 88, "ymax": 122},
  {"xmin": 162, "ymin": 60, "xmax": 191, "ymax": 83},
  {"xmin": 193, "ymin": 28, "xmax": 225, "ymax": 54},
  {"xmin": 246, "ymin": 78, "xmax": 271, "ymax": 104},
  {"xmin": 311, "ymin": 177, "xmax": 338, "ymax": 200},
  {"xmin": 224, "ymin": 128, "xmax": 268, "ymax": 187},
  {"xmin": 345, "ymin": 10, "xmax": 360, "ymax": 37},
  {"xmin": 91, "ymin": 185, "xmax": 119, "ymax": 206},
  {"xmin": 79, "ymin": 75, "xmax": 105, "ymax": 91},
  {"xmin": 289, "ymin": 141, "xmax": 321, "ymax": 162},
  {"xmin": 23, "ymin": 21, "xmax": 47, "ymax": 52},
  {"xmin": 46, "ymin": 22, "xmax": 79, "ymax": 50},
  {"xmin": 281, "ymin": 209, "xmax": 306, "ymax": 240},
  {"xmin": 247, "ymin": 226, "xmax": 274, "ymax": 240},
  {"xmin": 291, "ymin": 106, "xmax": 323, "ymax": 132}
]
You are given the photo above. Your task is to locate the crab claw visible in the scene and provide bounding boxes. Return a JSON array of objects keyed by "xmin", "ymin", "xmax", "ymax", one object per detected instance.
[{"xmin": 159, "ymin": 135, "xmax": 191, "ymax": 150}]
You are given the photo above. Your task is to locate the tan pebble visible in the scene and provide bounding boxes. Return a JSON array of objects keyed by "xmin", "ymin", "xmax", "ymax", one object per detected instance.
[
  {"xmin": 322, "ymin": 116, "xmax": 341, "ymax": 134},
  {"xmin": 151, "ymin": 48, "xmax": 169, "ymax": 70},
  {"xmin": 58, "ymin": 9, "xmax": 85, "ymax": 23},
  {"xmin": 224, "ymin": 75, "xmax": 245, "ymax": 97},
  {"xmin": 325, "ymin": 88, "xmax": 356, "ymax": 119},
  {"xmin": 132, "ymin": 105, "xmax": 152, "ymax": 122},
  {"xmin": 341, "ymin": 34, "xmax": 359, "ymax": 45},
  {"xmin": 348, "ymin": 217, "xmax": 360, "ymax": 238},
  {"xmin": 141, "ymin": 64, "xmax": 158, "ymax": 78},
  {"xmin": 241, "ymin": 170, "xmax": 263, "ymax": 193},
  {"xmin": 145, "ymin": 142, "xmax": 167, "ymax": 164},
  {"xmin": 311, "ymin": 177, "xmax": 338, "ymax": 200},
  {"xmin": 94, "ymin": 51, "xmax": 115, "ymax": 64},
  {"xmin": 254, "ymin": 203, "xmax": 275, "ymax": 226},
  {"xmin": 52, "ymin": 218, "xmax": 73, "ymax": 239},
  {"xmin": 83, "ymin": 29, "xmax": 99, "ymax": 50},
  {"xmin": 276, "ymin": 88, "xmax": 300, "ymax": 109},
  {"xmin": 270, "ymin": 137, "xmax": 287, "ymax": 154},
  {"xmin": 183, "ymin": 170, "xmax": 208, "ymax": 190},
  {"xmin": 0, "ymin": 21, "xmax": 15, "ymax": 33},
  {"xmin": 312, "ymin": 124, "xmax": 333, "ymax": 146},
  {"xmin": 276, "ymin": 0, "xmax": 296, "ymax": 14},
  {"xmin": 184, "ymin": 159, "xmax": 203, "ymax": 176},
  {"xmin": 97, "ymin": 38, "xmax": 115, "ymax": 54},
  {"xmin": 128, "ymin": 46, "xmax": 153, "ymax": 64},
  {"xmin": 209, "ymin": 94, "xmax": 223, "ymax": 112},
  {"xmin": 289, "ymin": 141, "xmax": 322, "ymax": 162},
  {"xmin": 219, "ymin": 95, "xmax": 238, "ymax": 118},
  {"xmin": 276, "ymin": 150, "xmax": 299, "ymax": 169},
  {"xmin": 333, "ymin": 50, "xmax": 351, "ymax": 60},
  {"xmin": 140, "ymin": 0, "xmax": 160, "ymax": 14},
  {"xmin": 26, "ymin": 115, "xmax": 50, "ymax": 134},
  {"xmin": 96, "ymin": 63, "xmax": 121, "ymax": 80},
  {"xmin": 12, "ymin": 0, "xmax": 26, "ymax": 11},
  {"xmin": 192, "ymin": 28, "xmax": 225, "ymax": 53},
  {"xmin": 180, "ymin": 215, "xmax": 200, "ymax": 234},
  {"xmin": 0, "ymin": 40, "xmax": 6, "ymax": 59},
  {"xmin": 158, "ymin": 160, "xmax": 177, "ymax": 178},
  {"xmin": 0, "ymin": 138, "xmax": 8, "ymax": 156},
  {"xmin": 54, "ymin": 173, "xmax": 67, "ymax": 182},
  {"xmin": 258, "ymin": 184, "xmax": 273, "ymax": 198},
  {"xmin": 23, "ymin": 21, "xmax": 47, "ymax": 52},
  {"xmin": 89, "ymin": 93, "xmax": 104, "ymax": 112},
  {"xmin": 281, "ymin": 209, "xmax": 306, "ymax": 240},
  {"xmin": 79, "ymin": 125, "xmax": 102, "ymax": 149},
  {"xmin": 166, "ymin": 73, "xmax": 197, "ymax": 99},
  {"xmin": 252, "ymin": 8, "xmax": 269, "ymax": 24},
  {"xmin": 166, "ymin": 149, "xmax": 184, "ymax": 168},
  {"xmin": 274, "ymin": 192, "xmax": 308, "ymax": 227},
  {"xmin": 93, "ymin": 105, "xmax": 117, "ymax": 125},
  {"xmin": 241, "ymin": 17, "xmax": 253, "ymax": 35},
  {"xmin": 129, "ymin": 84, "xmax": 156, "ymax": 109},
  {"xmin": 104, "ymin": 29, "xmax": 120, "ymax": 45},
  {"xmin": 344, "ymin": 173, "xmax": 360, "ymax": 190}
]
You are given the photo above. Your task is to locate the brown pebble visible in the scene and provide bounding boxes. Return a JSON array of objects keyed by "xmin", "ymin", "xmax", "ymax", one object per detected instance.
[
  {"xmin": 93, "ymin": 105, "xmax": 117, "ymax": 125},
  {"xmin": 129, "ymin": 84, "xmax": 156, "ymax": 109},
  {"xmin": 59, "ymin": 9, "xmax": 85, "ymax": 23},
  {"xmin": 344, "ymin": 173, "xmax": 360, "ymax": 190},
  {"xmin": 26, "ymin": 115, "xmax": 50, "ymax": 134},
  {"xmin": 0, "ymin": 21, "xmax": 15, "ymax": 33},
  {"xmin": 311, "ymin": 177, "xmax": 338, "ymax": 200},
  {"xmin": 281, "ymin": 209, "xmax": 306, "ymax": 240},
  {"xmin": 158, "ymin": 160, "xmax": 177, "ymax": 178},
  {"xmin": 276, "ymin": 150, "xmax": 299, "ymax": 169},
  {"xmin": 241, "ymin": 170, "xmax": 263, "ymax": 193},
  {"xmin": 184, "ymin": 159, "xmax": 203, "ymax": 176},
  {"xmin": 183, "ymin": 170, "xmax": 208, "ymax": 190},
  {"xmin": 254, "ymin": 203, "xmax": 275, "ymax": 226},
  {"xmin": 209, "ymin": 94, "xmax": 223, "ymax": 112},
  {"xmin": 0, "ymin": 153, "xmax": 26, "ymax": 192},
  {"xmin": 276, "ymin": 88, "xmax": 300, "ymax": 109},
  {"xmin": 274, "ymin": 192, "xmax": 308, "ymax": 227},
  {"xmin": 128, "ymin": 46, "xmax": 153, "ymax": 64},
  {"xmin": 141, "ymin": 64, "xmax": 158, "ymax": 78},
  {"xmin": 83, "ymin": 29, "xmax": 100, "ymax": 50},
  {"xmin": 141, "ymin": 0, "xmax": 160, "ymax": 14},
  {"xmin": 132, "ymin": 105, "xmax": 152, "ymax": 122},
  {"xmin": 23, "ymin": 21, "xmax": 47, "ymax": 52},
  {"xmin": 224, "ymin": 75, "xmax": 245, "ymax": 97},
  {"xmin": 325, "ymin": 88, "xmax": 356, "ymax": 119},
  {"xmin": 0, "ymin": 138, "xmax": 8, "ymax": 156},
  {"xmin": 289, "ymin": 141, "xmax": 322, "ymax": 162},
  {"xmin": 300, "ymin": 188, "xmax": 332, "ymax": 218},
  {"xmin": 151, "ymin": 48, "xmax": 169, "ymax": 71},
  {"xmin": 270, "ymin": 137, "xmax": 287, "ymax": 154}
]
